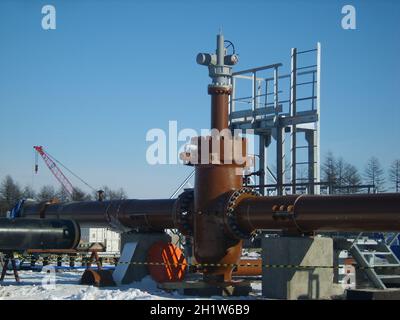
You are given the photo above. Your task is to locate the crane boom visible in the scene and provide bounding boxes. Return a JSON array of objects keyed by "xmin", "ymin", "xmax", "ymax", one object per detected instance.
[{"xmin": 33, "ymin": 146, "xmax": 75, "ymax": 197}]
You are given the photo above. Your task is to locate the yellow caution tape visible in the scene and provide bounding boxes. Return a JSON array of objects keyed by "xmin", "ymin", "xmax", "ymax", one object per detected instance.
[{"xmin": 9, "ymin": 254, "xmax": 398, "ymax": 270}]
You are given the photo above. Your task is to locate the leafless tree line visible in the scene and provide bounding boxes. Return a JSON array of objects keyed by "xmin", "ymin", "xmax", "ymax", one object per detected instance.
[
  {"xmin": 0, "ymin": 154, "xmax": 399, "ymax": 214},
  {"xmin": 322, "ymin": 152, "xmax": 400, "ymax": 194},
  {"xmin": 0, "ymin": 176, "xmax": 127, "ymax": 215}
]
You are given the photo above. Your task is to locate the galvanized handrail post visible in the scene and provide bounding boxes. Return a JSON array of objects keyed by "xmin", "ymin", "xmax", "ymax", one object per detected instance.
[
  {"xmin": 273, "ymin": 66, "xmax": 279, "ymax": 115},
  {"xmin": 252, "ymin": 72, "xmax": 256, "ymax": 123},
  {"xmin": 290, "ymin": 48, "xmax": 297, "ymax": 195},
  {"xmin": 315, "ymin": 42, "xmax": 321, "ymax": 195}
]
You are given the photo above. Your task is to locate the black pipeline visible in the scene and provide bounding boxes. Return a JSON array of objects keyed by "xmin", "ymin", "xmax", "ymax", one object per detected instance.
[{"xmin": 0, "ymin": 218, "xmax": 80, "ymax": 251}]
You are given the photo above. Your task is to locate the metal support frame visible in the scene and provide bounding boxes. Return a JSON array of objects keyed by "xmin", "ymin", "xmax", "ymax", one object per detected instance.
[
  {"xmin": 0, "ymin": 251, "xmax": 20, "ymax": 283},
  {"xmin": 276, "ymin": 125, "xmax": 285, "ymax": 195},
  {"xmin": 259, "ymin": 135, "xmax": 266, "ymax": 195},
  {"xmin": 305, "ymin": 130, "xmax": 316, "ymax": 194},
  {"xmin": 229, "ymin": 43, "xmax": 321, "ymax": 196},
  {"xmin": 167, "ymin": 170, "xmax": 195, "ymax": 249}
]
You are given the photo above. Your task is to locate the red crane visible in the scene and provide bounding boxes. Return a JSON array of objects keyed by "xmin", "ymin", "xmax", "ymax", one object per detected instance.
[{"xmin": 34, "ymin": 146, "xmax": 75, "ymax": 198}]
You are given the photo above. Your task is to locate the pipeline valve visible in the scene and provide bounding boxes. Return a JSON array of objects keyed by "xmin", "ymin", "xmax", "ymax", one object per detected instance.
[{"xmin": 196, "ymin": 33, "xmax": 238, "ymax": 87}]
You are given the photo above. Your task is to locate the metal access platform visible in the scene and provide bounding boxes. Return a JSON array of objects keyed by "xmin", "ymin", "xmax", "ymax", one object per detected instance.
[{"xmin": 229, "ymin": 44, "xmax": 321, "ymax": 196}]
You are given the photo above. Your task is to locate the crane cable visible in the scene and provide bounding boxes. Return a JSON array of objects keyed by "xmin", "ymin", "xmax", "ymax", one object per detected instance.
[{"xmin": 43, "ymin": 150, "xmax": 97, "ymax": 193}]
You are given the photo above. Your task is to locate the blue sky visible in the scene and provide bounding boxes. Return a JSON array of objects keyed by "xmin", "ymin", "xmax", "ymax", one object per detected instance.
[{"xmin": 0, "ymin": 0, "xmax": 399, "ymax": 197}]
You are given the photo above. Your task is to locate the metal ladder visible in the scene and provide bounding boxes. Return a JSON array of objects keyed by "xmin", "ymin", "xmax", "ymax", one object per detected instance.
[
  {"xmin": 349, "ymin": 233, "xmax": 400, "ymax": 289},
  {"xmin": 288, "ymin": 45, "xmax": 320, "ymax": 195}
]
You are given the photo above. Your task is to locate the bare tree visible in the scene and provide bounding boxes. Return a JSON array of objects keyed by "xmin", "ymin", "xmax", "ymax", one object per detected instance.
[
  {"xmin": 56, "ymin": 186, "xmax": 71, "ymax": 202},
  {"xmin": 335, "ymin": 157, "xmax": 346, "ymax": 188},
  {"xmin": 296, "ymin": 167, "xmax": 308, "ymax": 182},
  {"xmin": 364, "ymin": 157, "xmax": 386, "ymax": 192},
  {"xmin": 110, "ymin": 187, "xmax": 127, "ymax": 200},
  {"xmin": 333, "ymin": 158, "xmax": 362, "ymax": 194},
  {"xmin": 71, "ymin": 187, "xmax": 92, "ymax": 201},
  {"xmin": 293, "ymin": 166, "xmax": 309, "ymax": 194},
  {"xmin": 389, "ymin": 159, "xmax": 400, "ymax": 192},
  {"xmin": 343, "ymin": 163, "xmax": 362, "ymax": 193},
  {"xmin": 95, "ymin": 186, "xmax": 127, "ymax": 200},
  {"xmin": 321, "ymin": 153, "xmax": 362, "ymax": 194},
  {"xmin": 22, "ymin": 185, "xmax": 36, "ymax": 199},
  {"xmin": 0, "ymin": 175, "xmax": 22, "ymax": 212},
  {"xmin": 36, "ymin": 185, "xmax": 57, "ymax": 201},
  {"xmin": 322, "ymin": 152, "xmax": 337, "ymax": 191}
]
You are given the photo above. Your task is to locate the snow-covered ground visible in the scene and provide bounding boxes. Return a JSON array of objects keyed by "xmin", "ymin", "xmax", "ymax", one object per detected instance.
[
  {"xmin": 0, "ymin": 268, "xmax": 261, "ymax": 300},
  {"xmin": 241, "ymin": 251, "xmax": 261, "ymax": 259}
]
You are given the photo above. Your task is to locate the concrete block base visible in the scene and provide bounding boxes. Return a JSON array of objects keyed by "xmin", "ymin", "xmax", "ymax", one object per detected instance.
[
  {"xmin": 262, "ymin": 236, "xmax": 334, "ymax": 299},
  {"xmin": 346, "ymin": 288, "xmax": 400, "ymax": 300}
]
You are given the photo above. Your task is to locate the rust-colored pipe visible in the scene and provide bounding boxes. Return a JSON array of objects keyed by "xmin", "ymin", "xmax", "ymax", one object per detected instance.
[
  {"xmin": 191, "ymin": 258, "xmax": 262, "ymax": 277},
  {"xmin": 234, "ymin": 193, "xmax": 400, "ymax": 234},
  {"xmin": 193, "ymin": 86, "xmax": 244, "ymax": 282},
  {"xmin": 210, "ymin": 88, "xmax": 230, "ymax": 131},
  {"xmin": 233, "ymin": 259, "xmax": 262, "ymax": 277}
]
